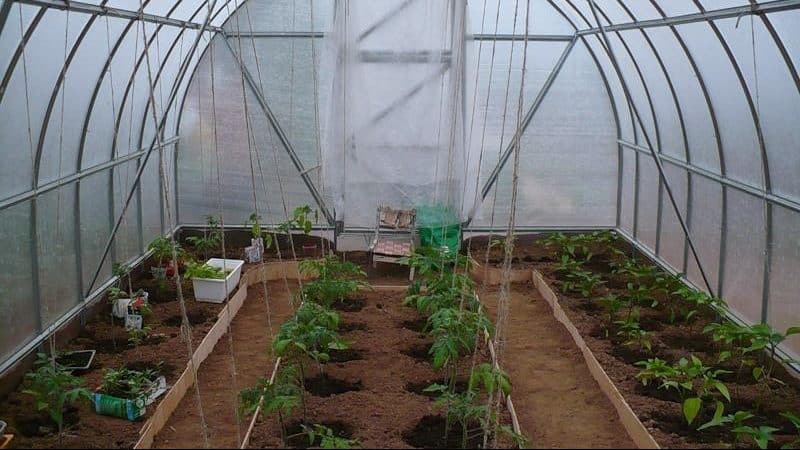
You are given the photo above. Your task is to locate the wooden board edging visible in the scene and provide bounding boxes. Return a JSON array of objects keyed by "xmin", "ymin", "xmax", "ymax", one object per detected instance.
[
  {"xmin": 531, "ymin": 270, "xmax": 660, "ymax": 449},
  {"xmin": 134, "ymin": 260, "xmax": 306, "ymax": 449}
]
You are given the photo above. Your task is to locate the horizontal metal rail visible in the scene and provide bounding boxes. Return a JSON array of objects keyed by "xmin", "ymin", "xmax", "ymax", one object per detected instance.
[
  {"xmin": 619, "ymin": 139, "xmax": 800, "ymax": 214},
  {"xmin": 0, "ymin": 135, "xmax": 179, "ymax": 211},
  {"xmin": 224, "ymin": 30, "xmax": 575, "ymax": 42},
  {"xmin": 577, "ymin": 0, "xmax": 800, "ymax": 35},
  {"xmin": 14, "ymin": 0, "xmax": 224, "ymax": 32}
]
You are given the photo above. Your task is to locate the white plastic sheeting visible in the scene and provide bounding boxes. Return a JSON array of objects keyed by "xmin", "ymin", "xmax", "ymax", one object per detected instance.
[{"xmin": 319, "ymin": 0, "xmax": 477, "ymax": 227}]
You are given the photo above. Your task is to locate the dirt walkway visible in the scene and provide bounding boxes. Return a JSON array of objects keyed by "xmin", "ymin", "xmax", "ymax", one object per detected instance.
[
  {"xmin": 153, "ymin": 280, "xmax": 297, "ymax": 449},
  {"xmin": 481, "ymin": 284, "xmax": 635, "ymax": 449}
]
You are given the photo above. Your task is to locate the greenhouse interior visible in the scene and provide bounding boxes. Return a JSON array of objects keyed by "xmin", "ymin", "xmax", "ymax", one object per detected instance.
[{"xmin": 0, "ymin": 0, "xmax": 799, "ymax": 448}]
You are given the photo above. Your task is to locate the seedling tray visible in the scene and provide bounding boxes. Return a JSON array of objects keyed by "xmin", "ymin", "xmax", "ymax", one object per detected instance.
[{"xmin": 55, "ymin": 350, "xmax": 96, "ymax": 371}]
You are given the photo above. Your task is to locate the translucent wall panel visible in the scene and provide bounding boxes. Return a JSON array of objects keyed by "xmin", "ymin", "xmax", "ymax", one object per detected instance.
[
  {"xmin": 472, "ymin": 42, "xmax": 617, "ymax": 227},
  {"xmin": 36, "ymin": 185, "xmax": 80, "ymax": 328},
  {"xmin": 721, "ymin": 188, "xmax": 766, "ymax": 324},
  {"xmin": 79, "ymin": 171, "xmax": 112, "ymax": 291},
  {"xmin": 676, "ymin": 22, "xmax": 764, "ymax": 189},
  {"xmin": 643, "ymin": 26, "xmax": 720, "ymax": 172},
  {"xmin": 685, "ymin": 175, "xmax": 722, "ymax": 292},
  {"xmin": 112, "ymin": 161, "xmax": 141, "ymax": 262},
  {"xmin": 635, "ymin": 156, "xmax": 659, "ymax": 249},
  {"xmin": 0, "ymin": 202, "xmax": 38, "ymax": 363},
  {"xmin": 473, "ymin": 0, "xmax": 573, "ymax": 35},
  {"xmin": 232, "ymin": 37, "xmax": 325, "ymax": 171},
  {"xmin": 658, "ymin": 164, "xmax": 688, "ymax": 272},
  {"xmin": 768, "ymin": 206, "xmax": 800, "ymax": 358},
  {"xmin": 582, "ymin": 36, "xmax": 634, "ymax": 142},
  {"xmin": 178, "ymin": 39, "xmax": 317, "ymax": 225},
  {"xmin": 222, "ymin": 0, "xmax": 334, "ymax": 33},
  {"xmin": 619, "ymin": 148, "xmax": 635, "ymax": 231}
]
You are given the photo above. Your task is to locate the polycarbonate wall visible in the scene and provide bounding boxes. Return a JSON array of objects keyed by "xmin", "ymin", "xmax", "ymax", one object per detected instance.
[
  {"xmin": 1, "ymin": 0, "xmax": 799, "ymax": 371},
  {"xmin": 0, "ymin": 0, "xmax": 230, "ymax": 369}
]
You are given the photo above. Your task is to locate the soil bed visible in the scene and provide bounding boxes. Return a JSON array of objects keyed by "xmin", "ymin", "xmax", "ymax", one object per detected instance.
[
  {"xmin": 247, "ymin": 288, "xmax": 512, "ymax": 449},
  {"xmin": 512, "ymin": 233, "xmax": 800, "ymax": 449},
  {"xmin": 0, "ymin": 255, "xmax": 233, "ymax": 449}
]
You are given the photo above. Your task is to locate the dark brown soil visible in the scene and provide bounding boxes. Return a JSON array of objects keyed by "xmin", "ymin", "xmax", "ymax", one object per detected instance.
[
  {"xmin": 304, "ymin": 374, "xmax": 363, "ymax": 397},
  {"xmin": 246, "ymin": 288, "xmax": 511, "ymax": 449},
  {"xmin": 0, "ymin": 260, "xmax": 231, "ymax": 448},
  {"xmin": 503, "ymin": 233, "xmax": 800, "ymax": 448},
  {"xmin": 402, "ymin": 317, "xmax": 428, "ymax": 333},
  {"xmin": 328, "ymin": 349, "xmax": 365, "ymax": 363},
  {"xmin": 339, "ymin": 321, "xmax": 368, "ymax": 333},
  {"xmin": 331, "ymin": 297, "xmax": 367, "ymax": 313},
  {"xmin": 402, "ymin": 415, "xmax": 484, "ymax": 449}
]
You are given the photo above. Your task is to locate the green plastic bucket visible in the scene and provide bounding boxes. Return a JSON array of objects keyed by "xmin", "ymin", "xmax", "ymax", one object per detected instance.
[{"xmin": 416, "ymin": 205, "xmax": 462, "ymax": 253}]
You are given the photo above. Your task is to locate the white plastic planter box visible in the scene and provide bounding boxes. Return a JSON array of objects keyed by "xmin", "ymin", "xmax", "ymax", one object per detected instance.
[{"xmin": 192, "ymin": 258, "xmax": 244, "ymax": 303}]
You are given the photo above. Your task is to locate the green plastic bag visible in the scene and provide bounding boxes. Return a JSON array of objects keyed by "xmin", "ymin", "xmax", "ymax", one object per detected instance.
[{"xmin": 92, "ymin": 393, "xmax": 146, "ymax": 421}]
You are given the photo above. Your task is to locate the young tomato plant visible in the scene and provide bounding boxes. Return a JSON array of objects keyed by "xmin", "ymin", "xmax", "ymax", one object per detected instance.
[
  {"xmin": 22, "ymin": 353, "xmax": 91, "ymax": 435},
  {"xmin": 239, "ymin": 364, "xmax": 302, "ymax": 446},
  {"xmin": 301, "ymin": 424, "xmax": 359, "ymax": 449}
]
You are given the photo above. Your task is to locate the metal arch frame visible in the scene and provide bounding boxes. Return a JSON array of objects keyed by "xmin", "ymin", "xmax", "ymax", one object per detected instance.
[
  {"xmin": 83, "ymin": 0, "xmax": 221, "ymax": 296},
  {"xmin": 585, "ymin": 0, "xmax": 715, "ymax": 293},
  {"xmin": 646, "ymin": 0, "xmax": 727, "ymax": 289},
  {"xmin": 563, "ymin": 0, "xmax": 664, "ymax": 253},
  {"xmin": 612, "ymin": 0, "xmax": 690, "ymax": 263},
  {"xmin": 745, "ymin": 0, "xmax": 800, "ymax": 323},
  {"xmin": 0, "ymin": 6, "xmax": 45, "ymax": 103},
  {"xmin": 691, "ymin": 0, "xmax": 773, "ymax": 323}
]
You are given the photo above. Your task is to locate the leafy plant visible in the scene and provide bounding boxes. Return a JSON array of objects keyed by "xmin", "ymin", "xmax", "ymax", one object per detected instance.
[
  {"xmin": 22, "ymin": 353, "xmax": 91, "ymax": 435},
  {"xmin": 184, "ymin": 261, "xmax": 225, "ymax": 280},
  {"xmin": 245, "ymin": 212, "xmax": 273, "ymax": 249},
  {"xmin": 273, "ymin": 303, "xmax": 347, "ymax": 376},
  {"xmin": 301, "ymin": 424, "xmax": 359, "ymax": 449},
  {"xmin": 697, "ymin": 408, "xmax": 753, "ymax": 432},
  {"xmin": 148, "ymin": 236, "xmax": 183, "ymax": 267},
  {"xmin": 616, "ymin": 309, "xmax": 652, "ymax": 352},
  {"xmin": 427, "ymin": 308, "xmax": 492, "ymax": 373},
  {"xmin": 128, "ymin": 326, "xmax": 152, "ymax": 347},
  {"xmin": 635, "ymin": 358, "xmax": 679, "ymax": 387},
  {"xmin": 297, "ymin": 257, "xmax": 368, "ymax": 308},
  {"xmin": 732, "ymin": 425, "xmax": 779, "ymax": 449},
  {"xmin": 239, "ymin": 364, "xmax": 302, "ymax": 445},
  {"xmin": 743, "ymin": 324, "xmax": 800, "ymax": 379},
  {"xmin": 100, "ymin": 366, "xmax": 159, "ymax": 400},
  {"xmin": 560, "ymin": 268, "xmax": 604, "ymax": 298},
  {"xmin": 277, "ymin": 205, "xmax": 317, "ymax": 236},
  {"xmin": 780, "ymin": 411, "xmax": 800, "ymax": 449},
  {"xmin": 599, "ymin": 293, "xmax": 627, "ymax": 331}
]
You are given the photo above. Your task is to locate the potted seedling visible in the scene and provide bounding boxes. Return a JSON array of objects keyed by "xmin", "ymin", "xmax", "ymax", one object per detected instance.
[
  {"xmin": 94, "ymin": 366, "xmax": 165, "ymax": 421},
  {"xmin": 124, "ymin": 290, "xmax": 151, "ymax": 330},
  {"xmin": 21, "ymin": 353, "xmax": 91, "ymax": 436},
  {"xmin": 147, "ymin": 236, "xmax": 182, "ymax": 281},
  {"xmin": 185, "ymin": 259, "xmax": 244, "ymax": 303},
  {"xmin": 245, "ymin": 212, "xmax": 273, "ymax": 263}
]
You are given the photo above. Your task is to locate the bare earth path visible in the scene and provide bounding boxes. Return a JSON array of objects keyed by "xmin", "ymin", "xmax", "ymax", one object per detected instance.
[
  {"xmin": 153, "ymin": 280, "xmax": 296, "ymax": 449},
  {"xmin": 481, "ymin": 284, "xmax": 635, "ymax": 449}
]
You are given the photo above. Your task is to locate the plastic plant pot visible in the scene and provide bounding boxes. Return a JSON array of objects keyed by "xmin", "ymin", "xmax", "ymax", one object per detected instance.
[{"xmin": 191, "ymin": 258, "xmax": 244, "ymax": 303}]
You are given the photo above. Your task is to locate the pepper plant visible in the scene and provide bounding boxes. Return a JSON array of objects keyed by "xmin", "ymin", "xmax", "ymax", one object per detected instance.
[{"xmin": 301, "ymin": 424, "xmax": 359, "ymax": 449}]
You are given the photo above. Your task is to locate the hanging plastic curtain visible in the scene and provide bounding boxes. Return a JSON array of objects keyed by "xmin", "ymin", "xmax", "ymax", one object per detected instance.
[{"xmin": 319, "ymin": 0, "xmax": 479, "ymax": 228}]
